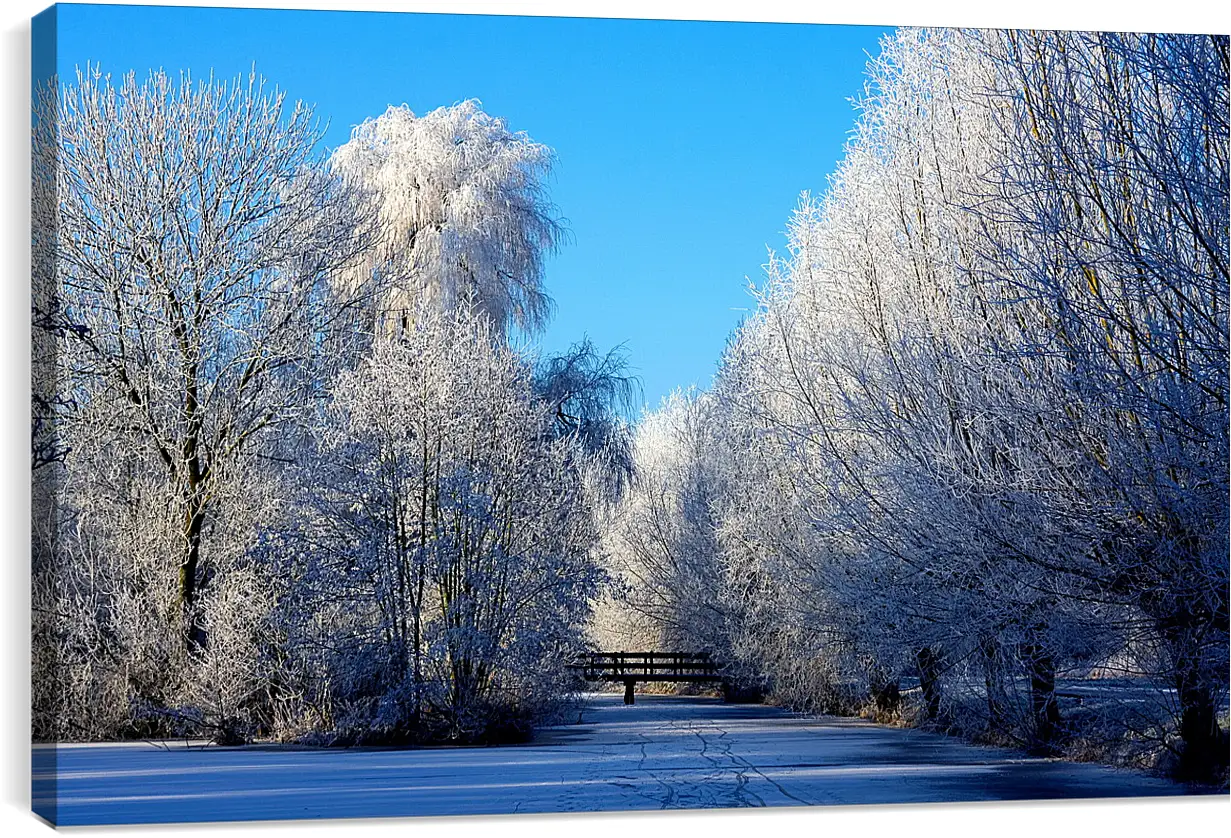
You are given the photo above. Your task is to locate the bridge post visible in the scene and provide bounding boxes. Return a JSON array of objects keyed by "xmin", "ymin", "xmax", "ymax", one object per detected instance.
[{"xmin": 623, "ymin": 679, "xmax": 636, "ymax": 705}]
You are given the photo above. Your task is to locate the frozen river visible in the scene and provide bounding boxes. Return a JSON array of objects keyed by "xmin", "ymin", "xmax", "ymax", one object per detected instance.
[{"xmin": 34, "ymin": 694, "xmax": 1195, "ymax": 825}]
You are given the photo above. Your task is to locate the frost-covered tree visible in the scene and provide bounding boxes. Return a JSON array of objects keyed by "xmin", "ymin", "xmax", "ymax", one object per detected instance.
[
  {"xmin": 623, "ymin": 26, "xmax": 1228, "ymax": 779},
  {"xmin": 972, "ymin": 29, "xmax": 1229, "ymax": 778},
  {"xmin": 32, "ymin": 66, "xmax": 380, "ymax": 742},
  {"xmin": 34, "ymin": 70, "xmax": 625, "ymax": 746},
  {"xmin": 603, "ymin": 392, "xmax": 734, "ymax": 656},
  {"xmin": 277, "ymin": 307, "xmax": 602, "ymax": 742},
  {"xmin": 41, "ymin": 66, "xmax": 373, "ymax": 649},
  {"xmin": 695, "ymin": 30, "xmax": 1046, "ymax": 732},
  {"xmin": 534, "ymin": 338, "xmax": 640, "ymax": 504},
  {"xmin": 331, "ymin": 100, "xmax": 565, "ymax": 338}
]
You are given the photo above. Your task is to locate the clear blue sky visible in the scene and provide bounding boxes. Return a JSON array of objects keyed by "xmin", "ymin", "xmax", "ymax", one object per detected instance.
[{"xmin": 46, "ymin": 3, "xmax": 891, "ymax": 415}]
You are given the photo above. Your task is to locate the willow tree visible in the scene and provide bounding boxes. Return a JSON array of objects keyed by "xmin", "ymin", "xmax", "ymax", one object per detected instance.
[
  {"xmin": 534, "ymin": 339, "xmax": 640, "ymax": 505},
  {"xmin": 330, "ymin": 100, "xmax": 565, "ymax": 338}
]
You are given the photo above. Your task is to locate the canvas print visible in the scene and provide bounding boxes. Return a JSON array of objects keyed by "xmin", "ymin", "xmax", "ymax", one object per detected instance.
[{"xmin": 30, "ymin": 2, "xmax": 1229, "ymax": 827}]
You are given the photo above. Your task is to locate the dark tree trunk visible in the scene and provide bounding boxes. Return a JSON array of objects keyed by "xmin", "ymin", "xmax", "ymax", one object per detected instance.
[
  {"xmin": 1175, "ymin": 680, "xmax": 1223, "ymax": 783},
  {"xmin": 916, "ymin": 647, "xmax": 943, "ymax": 722},
  {"xmin": 1023, "ymin": 642, "xmax": 1061, "ymax": 752},
  {"xmin": 1161, "ymin": 609, "xmax": 1228, "ymax": 783},
  {"xmin": 177, "ymin": 340, "xmax": 208, "ymax": 651},
  {"xmin": 179, "ymin": 494, "xmax": 207, "ymax": 651},
  {"xmin": 412, "ymin": 577, "xmax": 424, "ymax": 727}
]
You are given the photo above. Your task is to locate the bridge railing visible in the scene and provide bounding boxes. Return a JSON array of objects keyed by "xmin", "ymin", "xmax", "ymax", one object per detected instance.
[{"xmin": 569, "ymin": 651, "xmax": 722, "ymax": 681}]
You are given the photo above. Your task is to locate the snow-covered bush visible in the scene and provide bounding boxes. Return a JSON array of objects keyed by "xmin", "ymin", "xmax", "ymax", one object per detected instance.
[{"xmin": 274, "ymin": 307, "xmax": 603, "ymax": 743}]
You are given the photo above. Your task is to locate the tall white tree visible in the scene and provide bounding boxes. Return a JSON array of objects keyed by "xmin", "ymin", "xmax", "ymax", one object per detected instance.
[
  {"xmin": 330, "ymin": 100, "xmax": 565, "ymax": 338},
  {"xmin": 33, "ymin": 66, "xmax": 379, "ymax": 743},
  {"xmin": 604, "ymin": 391, "xmax": 730, "ymax": 653}
]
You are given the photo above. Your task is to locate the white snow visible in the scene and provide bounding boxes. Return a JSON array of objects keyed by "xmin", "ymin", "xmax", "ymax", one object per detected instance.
[{"xmin": 34, "ymin": 694, "xmax": 1192, "ymax": 826}]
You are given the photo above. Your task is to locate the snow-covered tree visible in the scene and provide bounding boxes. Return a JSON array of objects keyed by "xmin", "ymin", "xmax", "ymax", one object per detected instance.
[
  {"xmin": 331, "ymin": 100, "xmax": 565, "ymax": 338},
  {"xmin": 279, "ymin": 307, "xmax": 602, "ymax": 742},
  {"xmin": 32, "ymin": 66, "xmax": 381, "ymax": 742},
  {"xmin": 41, "ymin": 66, "xmax": 374, "ymax": 648},
  {"xmin": 602, "ymin": 392, "xmax": 735, "ymax": 656},
  {"xmin": 534, "ymin": 338, "xmax": 639, "ymax": 504},
  {"xmin": 972, "ymin": 29, "xmax": 1229, "ymax": 778}
]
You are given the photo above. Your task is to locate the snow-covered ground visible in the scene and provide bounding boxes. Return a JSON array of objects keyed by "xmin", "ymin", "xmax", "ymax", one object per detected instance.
[{"xmin": 34, "ymin": 694, "xmax": 1197, "ymax": 826}]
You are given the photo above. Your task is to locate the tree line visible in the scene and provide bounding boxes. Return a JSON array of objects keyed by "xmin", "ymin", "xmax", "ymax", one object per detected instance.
[
  {"xmin": 599, "ymin": 29, "xmax": 1228, "ymax": 784},
  {"xmin": 32, "ymin": 28, "xmax": 1228, "ymax": 783},
  {"xmin": 32, "ymin": 70, "xmax": 635, "ymax": 746}
]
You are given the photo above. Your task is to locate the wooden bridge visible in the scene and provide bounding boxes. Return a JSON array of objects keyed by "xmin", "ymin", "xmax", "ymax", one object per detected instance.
[{"xmin": 570, "ymin": 652, "xmax": 724, "ymax": 704}]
